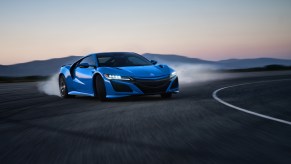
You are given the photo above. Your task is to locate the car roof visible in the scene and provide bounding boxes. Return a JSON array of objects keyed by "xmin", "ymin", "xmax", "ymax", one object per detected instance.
[{"xmin": 91, "ymin": 52, "xmax": 139, "ymax": 57}]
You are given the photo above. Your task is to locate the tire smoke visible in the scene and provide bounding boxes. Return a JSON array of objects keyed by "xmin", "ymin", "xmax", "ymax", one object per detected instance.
[
  {"xmin": 169, "ymin": 63, "xmax": 222, "ymax": 84},
  {"xmin": 37, "ymin": 74, "xmax": 61, "ymax": 97},
  {"xmin": 145, "ymin": 56, "xmax": 224, "ymax": 84}
]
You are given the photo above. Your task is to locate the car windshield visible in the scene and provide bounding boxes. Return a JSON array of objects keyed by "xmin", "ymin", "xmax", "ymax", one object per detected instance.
[{"xmin": 96, "ymin": 53, "xmax": 153, "ymax": 67}]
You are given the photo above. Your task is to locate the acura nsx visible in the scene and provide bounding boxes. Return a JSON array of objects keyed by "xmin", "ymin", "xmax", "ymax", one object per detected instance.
[{"xmin": 59, "ymin": 52, "xmax": 179, "ymax": 101}]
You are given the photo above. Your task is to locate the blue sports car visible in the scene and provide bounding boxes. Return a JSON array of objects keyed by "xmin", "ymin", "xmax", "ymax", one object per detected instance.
[{"xmin": 59, "ymin": 52, "xmax": 179, "ymax": 101}]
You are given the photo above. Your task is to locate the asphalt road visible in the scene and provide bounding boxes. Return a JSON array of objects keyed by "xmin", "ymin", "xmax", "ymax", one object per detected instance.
[{"xmin": 1, "ymin": 71, "xmax": 291, "ymax": 164}]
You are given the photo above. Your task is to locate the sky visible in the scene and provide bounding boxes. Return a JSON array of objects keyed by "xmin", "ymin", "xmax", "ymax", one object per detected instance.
[{"xmin": 1, "ymin": 0, "xmax": 291, "ymax": 65}]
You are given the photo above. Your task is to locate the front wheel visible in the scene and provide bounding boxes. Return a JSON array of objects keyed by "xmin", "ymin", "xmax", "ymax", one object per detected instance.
[
  {"xmin": 95, "ymin": 75, "xmax": 107, "ymax": 101},
  {"xmin": 161, "ymin": 93, "xmax": 172, "ymax": 99}
]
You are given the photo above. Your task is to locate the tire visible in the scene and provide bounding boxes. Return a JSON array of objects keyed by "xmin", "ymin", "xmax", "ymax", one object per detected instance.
[
  {"xmin": 161, "ymin": 93, "xmax": 172, "ymax": 99},
  {"xmin": 59, "ymin": 75, "xmax": 71, "ymax": 98},
  {"xmin": 95, "ymin": 75, "xmax": 107, "ymax": 101}
]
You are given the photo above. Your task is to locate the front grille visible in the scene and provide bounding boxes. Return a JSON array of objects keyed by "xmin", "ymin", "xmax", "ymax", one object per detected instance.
[
  {"xmin": 133, "ymin": 77, "xmax": 171, "ymax": 94},
  {"xmin": 111, "ymin": 81, "xmax": 132, "ymax": 92}
]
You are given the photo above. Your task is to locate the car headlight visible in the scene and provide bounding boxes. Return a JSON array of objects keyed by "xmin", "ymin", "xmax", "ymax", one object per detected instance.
[
  {"xmin": 170, "ymin": 71, "xmax": 177, "ymax": 78},
  {"xmin": 104, "ymin": 74, "xmax": 131, "ymax": 80}
]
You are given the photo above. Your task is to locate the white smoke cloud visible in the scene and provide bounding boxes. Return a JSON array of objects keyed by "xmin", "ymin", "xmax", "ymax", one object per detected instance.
[
  {"xmin": 37, "ymin": 74, "xmax": 60, "ymax": 97},
  {"xmin": 146, "ymin": 56, "xmax": 226, "ymax": 84},
  {"xmin": 173, "ymin": 64, "xmax": 222, "ymax": 83}
]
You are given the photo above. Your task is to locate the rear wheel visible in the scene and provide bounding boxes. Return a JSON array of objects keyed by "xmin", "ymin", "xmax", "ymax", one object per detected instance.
[
  {"xmin": 161, "ymin": 93, "xmax": 172, "ymax": 98},
  {"xmin": 59, "ymin": 75, "xmax": 71, "ymax": 98},
  {"xmin": 95, "ymin": 75, "xmax": 107, "ymax": 101}
]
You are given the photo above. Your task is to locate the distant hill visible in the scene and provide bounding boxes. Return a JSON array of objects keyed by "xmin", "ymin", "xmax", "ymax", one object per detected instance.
[
  {"xmin": 143, "ymin": 54, "xmax": 291, "ymax": 69},
  {"xmin": 217, "ymin": 58, "xmax": 291, "ymax": 69},
  {"xmin": 1, "ymin": 53, "xmax": 291, "ymax": 76},
  {"xmin": 143, "ymin": 53, "xmax": 215, "ymax": 65},
  {"xmin": 0, "ymin": 56, "xmax": 81, "ymax": 76}
]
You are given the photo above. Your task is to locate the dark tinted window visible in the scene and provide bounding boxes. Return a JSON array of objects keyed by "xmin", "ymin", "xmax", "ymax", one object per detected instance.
[
  {"xmin": 97, "ymin": 53, "xmax": 152, "ymax": 67},
  {"xmin": 80, "ymin": 55, "xmax": 96, "ymax": 66}
]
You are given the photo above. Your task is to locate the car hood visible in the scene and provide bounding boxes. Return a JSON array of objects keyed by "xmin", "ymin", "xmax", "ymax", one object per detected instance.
[{"xmin": 98, "ymin": 65, "xmax": 172, "ymax": 78}]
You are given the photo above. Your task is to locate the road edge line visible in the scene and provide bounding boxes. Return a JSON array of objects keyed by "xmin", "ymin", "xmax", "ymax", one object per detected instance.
[{"xmin": 212, "ymin": 79, "xmax": 291, "ymax": 126}]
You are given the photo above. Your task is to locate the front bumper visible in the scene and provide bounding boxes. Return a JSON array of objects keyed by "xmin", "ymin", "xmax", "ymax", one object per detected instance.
[{"xmin": 103, "ymin": 76, "xmax": 179, "ymax": 98}]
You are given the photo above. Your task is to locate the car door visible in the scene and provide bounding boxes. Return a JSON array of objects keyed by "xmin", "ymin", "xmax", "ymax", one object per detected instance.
[{"xmin": 73, "ymin": 55, "xmax": 97, "ymax": 94}]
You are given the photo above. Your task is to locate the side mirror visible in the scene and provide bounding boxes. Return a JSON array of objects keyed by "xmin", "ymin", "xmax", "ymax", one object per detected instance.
[
  {"xmin": 150, "ymin": 60, "xmax": 157, "ymax": 65},
  {"xmin": 78, "ymin": 63, "xmax": 90, "ymax": 68}
]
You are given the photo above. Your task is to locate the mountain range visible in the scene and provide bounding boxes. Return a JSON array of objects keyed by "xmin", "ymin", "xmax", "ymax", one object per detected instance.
[{"xmin": 1, "ymin": 53, "xmax": 291, "ymax": 76}]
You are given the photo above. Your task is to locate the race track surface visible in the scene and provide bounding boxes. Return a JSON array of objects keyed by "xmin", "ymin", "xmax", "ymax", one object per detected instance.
[{"xmin": 1, "ymin": 71, "xmax": 291, "ymax": 164}]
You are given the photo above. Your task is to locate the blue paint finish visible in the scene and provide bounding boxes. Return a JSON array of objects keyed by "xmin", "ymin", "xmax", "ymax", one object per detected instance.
[{"xmin": 59, "ymin": 52, "xmax": 179, "ymax": 99}]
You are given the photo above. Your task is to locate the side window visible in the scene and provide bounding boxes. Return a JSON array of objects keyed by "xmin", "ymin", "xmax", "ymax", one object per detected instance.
[
  {"xmin": 97, "ymin": 56, "xmax": 113, "ymax": 67},
  {"xmin": 80, "ymin": 55, "xmax": 96, "ymax": 66}
]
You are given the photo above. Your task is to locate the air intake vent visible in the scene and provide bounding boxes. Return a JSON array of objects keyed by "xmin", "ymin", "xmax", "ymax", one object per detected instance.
[{"xmin": 111, "ymin": 81, "xmax": 132, "ymax": 92}]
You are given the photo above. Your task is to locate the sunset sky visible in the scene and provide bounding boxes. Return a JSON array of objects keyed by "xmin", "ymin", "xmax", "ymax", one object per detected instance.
[{"xmin": 1, "ymin": 0, "xmax": 291, "ymax": 65}]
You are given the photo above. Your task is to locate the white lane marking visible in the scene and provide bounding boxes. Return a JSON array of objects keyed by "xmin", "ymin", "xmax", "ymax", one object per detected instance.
[{"xmin": 212, "ymin": 79, "xmax": 291, "ymax": 126}]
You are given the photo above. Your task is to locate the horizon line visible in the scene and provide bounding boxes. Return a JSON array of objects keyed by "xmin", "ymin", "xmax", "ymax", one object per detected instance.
[{"xmin": 1, "ymin": 53, "xmax": 291, "ymax": 66}]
